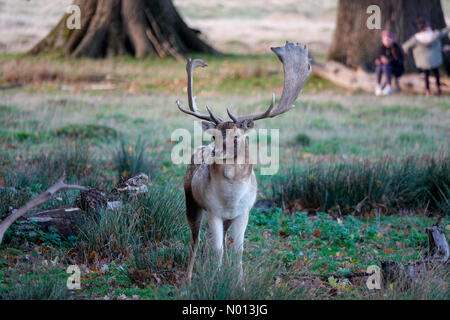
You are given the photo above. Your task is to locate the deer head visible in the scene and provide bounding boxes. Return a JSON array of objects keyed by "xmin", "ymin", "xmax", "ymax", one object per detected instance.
[{"xmin": 176, "ymin": 41, "xmax": 311, "ymax": 161}]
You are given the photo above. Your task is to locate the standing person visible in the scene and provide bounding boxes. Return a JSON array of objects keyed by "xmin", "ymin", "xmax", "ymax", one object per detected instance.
[
  {"xmin": 403, "ymin": 18, "xmax": 450, "ymax": 96},
  {"xmin": 375, "ymin": 30, "xmax": 405, "ymax": 96}
]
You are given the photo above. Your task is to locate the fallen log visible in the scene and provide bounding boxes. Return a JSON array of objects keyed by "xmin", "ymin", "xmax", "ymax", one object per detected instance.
[
  {"xmin": 26, "ymin": 206, "xmax": 84, "ymax": 238},
  {"xmin": 0, "ymin": 173, "xmax": 150, "ymax": 243},
  {"xmin": 312, "ymin": 60, "xmax": 450, "ymax": 95},
  {"xmin": 319, "ymin": 225, "xmax": 449, "ymax": 288}
]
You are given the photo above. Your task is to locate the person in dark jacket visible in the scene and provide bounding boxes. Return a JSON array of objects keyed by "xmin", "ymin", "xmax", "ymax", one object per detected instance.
[{"xmin": 375, "ymin": 30, "xmax": 405, "ymax": 96}]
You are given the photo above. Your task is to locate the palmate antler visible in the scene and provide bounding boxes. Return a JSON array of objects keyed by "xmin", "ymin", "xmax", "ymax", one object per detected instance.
[
  {"xmin": 177, "ymin": 41, "xmax": 311, "ymax": 124},
  {"xmin": 176, "ymin": 58, "xmax": 223, "ymax": 124},
  {"xmin": 227, "ymin": 41, "xmax": 311, "ymax": 123}
]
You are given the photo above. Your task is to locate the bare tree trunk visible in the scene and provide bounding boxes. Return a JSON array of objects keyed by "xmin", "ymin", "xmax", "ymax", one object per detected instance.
[
  {"xmin": 30, "ymin": 0, "xmax": 218, "ymax": 59},
  {"xmin": 328, "ymin": 0, "xmax": 450, "ymax": 74}
]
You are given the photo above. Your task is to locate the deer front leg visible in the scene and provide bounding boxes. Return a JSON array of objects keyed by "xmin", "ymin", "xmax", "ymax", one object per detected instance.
[
  {"xmin": 223, "ymin": 219, "xmax": 233, "ymax": 264},
  {"xmin": 185, "ymin": 190, "xmax": 203, "ymax": 285},
  {"xmin": 207, "ymin": 214, "xmax": 224, "ymax": 266},
  {"xmin": 229, "ymin": 212, "xmax": 249, "ymax": 281}
]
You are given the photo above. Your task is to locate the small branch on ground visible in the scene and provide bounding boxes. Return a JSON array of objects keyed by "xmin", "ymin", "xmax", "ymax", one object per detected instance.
[{"xmin": 0, "ymin": 172, "xmax": 89, "ymax": 246}]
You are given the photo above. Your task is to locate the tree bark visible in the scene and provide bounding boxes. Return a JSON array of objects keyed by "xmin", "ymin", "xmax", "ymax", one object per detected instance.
[
  {"xmin": 328, "ymin": 0, "xmax": 450, "ymax": 74},
  {"xmin": 30, "ymin": 0, "xmax": 218, "ymax": 59}
]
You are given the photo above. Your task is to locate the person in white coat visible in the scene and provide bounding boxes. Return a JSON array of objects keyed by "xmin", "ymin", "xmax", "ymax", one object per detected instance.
[{"xmin": 403, "ymin": 18, "xmax": 450, "ymax": 96}]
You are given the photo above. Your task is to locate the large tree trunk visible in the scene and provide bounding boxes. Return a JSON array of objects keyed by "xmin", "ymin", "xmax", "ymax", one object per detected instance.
[
  {"xmin": 30, "ymin": 0, "xmax": 218, "ymax": 59},
  {"xmin": 328, "ymin": 0, "xmax": 450, "ymax": 74}
]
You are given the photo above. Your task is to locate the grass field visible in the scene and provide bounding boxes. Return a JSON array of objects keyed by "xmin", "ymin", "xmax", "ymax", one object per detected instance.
[{"xmin": 0, "ymin": 52, "xmax": 449, "ymax": 300}]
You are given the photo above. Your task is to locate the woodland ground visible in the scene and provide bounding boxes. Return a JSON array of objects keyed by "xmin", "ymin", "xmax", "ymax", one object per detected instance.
[
  {"xmin": 0, "ymin": 53, "xmax": 449, "ymax": 300},
  {"xmin": 0, "ymin": 0, "xmax": 449, "ymax": 300}
]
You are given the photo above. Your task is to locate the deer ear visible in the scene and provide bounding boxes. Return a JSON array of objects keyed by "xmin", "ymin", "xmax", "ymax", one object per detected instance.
[{"xmin": 201, "ymin": 121, "xmax": 216, "ymax": 132}]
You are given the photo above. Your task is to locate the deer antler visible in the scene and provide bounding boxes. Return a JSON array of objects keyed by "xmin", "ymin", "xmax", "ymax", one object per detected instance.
[
  {"xmin": 176, "ymin": 58, "xmax": 223, "ymax": 124},
  {"xmin": 227, "ymin": 41, "xmax": 311, "ymax": 122}
]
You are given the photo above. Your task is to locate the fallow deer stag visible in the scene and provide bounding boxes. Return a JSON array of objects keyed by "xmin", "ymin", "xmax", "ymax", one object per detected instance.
[{"xmin": 176, "ymin": 42, "xmax": 311, "ymax": 284}]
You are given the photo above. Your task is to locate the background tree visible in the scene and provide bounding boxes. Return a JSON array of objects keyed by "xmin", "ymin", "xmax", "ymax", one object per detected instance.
[
  {"xmin": 328, "ymin": 0, "xmax": 450, "ymax": 74},
  {"xmin": 30, "ymin": 0, "xmax": 218, "ymax": 59}
]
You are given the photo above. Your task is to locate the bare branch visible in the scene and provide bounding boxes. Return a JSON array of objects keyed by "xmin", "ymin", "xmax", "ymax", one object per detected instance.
[{"xmin": 0, "ymin": 172, "xmax": 89, "ymax": 246}]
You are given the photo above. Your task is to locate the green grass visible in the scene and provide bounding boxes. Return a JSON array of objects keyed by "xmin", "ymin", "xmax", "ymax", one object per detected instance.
[
  {"xmin": 115, "ymin": 137, "xmax": 159, "ymax": 179},
  {"xmin": 1, "ymin": 181, "xmax": 448, "ymax": 299},
  {"xmin": 0, "ymin": 264, "xmax": 70, "ymax": 300},
  {"xmin": 4, "ymin": 199, "xmax": 446, "ymax": 300},
  {"xmin": 263, "ymin": 156, "xmax": 450, "ymax": 215},
  {"xmin": 76, "ymin": 184, "xmax": 188, "ymax": 274},
  {"xmin": 0, "ymin": 53, "xmax": 449, "ymax": 300},
  {"xmin": 55, "ymin": 124, "xmax": 118, "ymax": 141}
]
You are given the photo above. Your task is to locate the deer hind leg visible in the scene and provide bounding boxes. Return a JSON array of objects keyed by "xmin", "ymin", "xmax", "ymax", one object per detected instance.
[
  {"xmin": 229, "ymin": 212, "xmax": 250, "ymax": 281},
  {"xmin": 185, "ymin": 191, "xmax": 203, "ymax": 285}
]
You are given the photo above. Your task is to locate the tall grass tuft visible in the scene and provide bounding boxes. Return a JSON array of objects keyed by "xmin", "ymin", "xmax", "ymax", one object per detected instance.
[
  {"xmin": 136, "ymin": 184, "xmax": 187, "ymax": 241},
  {"xmin": 76, "ymin": 204, "xmax": 141, "ymax": 260},
  {"xmin": 115, "ymin": 136, "xmax": 158, "ymax": 180},
  {"xmin": 267, "ymin": 155, "xmax": 450, "ymax": 215},
  {"xmin": 77, "ymin": 184, "xmax": 188, "ymax": 265},
  {"xmin": 131, "ymin": 240, "xmax": 188, "ymax": 273},
  {"xmin": 383, "ymin": 265, "xmax": 449, "ymax": 300},
  {"xmin": 177, "ymin": 250, "xmax": 295, "ymax": 300},
  {"xmin": 0, "ymin": 266, "xmax": 70, "ymax": 300}
]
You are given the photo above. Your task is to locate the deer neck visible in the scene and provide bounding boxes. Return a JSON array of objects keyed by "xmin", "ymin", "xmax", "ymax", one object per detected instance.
[{"xmin": 211, "ymin": 162, "xmax": 253, "ymax": 182}]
